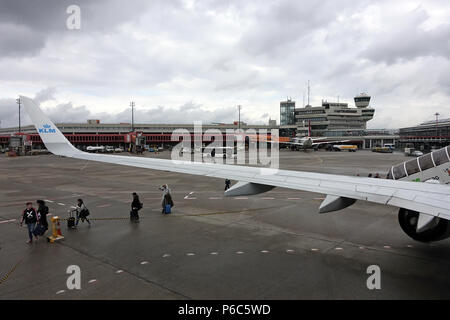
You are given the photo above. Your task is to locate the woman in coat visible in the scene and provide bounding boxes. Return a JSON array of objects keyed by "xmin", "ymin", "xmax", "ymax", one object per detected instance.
[
  {"xmin": 75, "ymin": 198, "xmax": 91, "ymax": 226},
  {"xmin": 160, "ymin": 184, "xmax": 174, "ymax": 214},
  {"xmin": 131, "ymin": 192, "xmax": 143, "ymax": 221}
]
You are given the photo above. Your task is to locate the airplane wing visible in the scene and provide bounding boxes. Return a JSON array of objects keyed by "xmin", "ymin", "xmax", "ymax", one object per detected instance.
[{"xmin": 21, "ymin": 96, "xmax": 450, "ymax": 222}]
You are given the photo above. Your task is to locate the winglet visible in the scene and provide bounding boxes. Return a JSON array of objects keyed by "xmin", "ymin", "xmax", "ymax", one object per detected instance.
[{"xmin": 20, "ymin": 96, "xmax": 81, "ymax": 157}]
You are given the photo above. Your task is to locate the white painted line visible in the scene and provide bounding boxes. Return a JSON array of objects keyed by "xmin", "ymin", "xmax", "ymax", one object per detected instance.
[
  {"xmin": 261, "ymin": 197, "xmax": 274, "ymax": 200},
  {"xmin": 56, "ymin": 290, "xmax": 65, "ymax": 295},
  {"xmin": 407, "ymin": 245, "xmax": 414, "ymax": 248},
  {"xmin": 162, "ymin": 254, "xmax": 171, "ymax": 258},
  {"xmin": 185, "ymin": 197, "xmax": 197, "ymax": 200},
  {"xmin": 184, "ymin": 192, "xmax": 195, "ymax": 199},
  {"xmin": 45, "ymin": 199, "xmax": 54, "ymax": 203},
  {"xmin": 261, "ymin": 250, "xmax": 269, "ymax": 253},
  {"xmin": 209, "ymin": 197, "xmax": 222, "ymax": 200},
  {"xmin": 234, "ymin": 197, "xmax": 248, "ymax": 200},
  {"xmin": 286, "ymin": 249, "xmax": 295, "ymax": 253},
  {"xmin": 97, "ymin": 204, "xmax": 111, "ymax": 208},
  {"xmin": 359, "ymin": 246, "xmax": 365, "ymax": 250},
  {"xmin": 140, "ymin": 261, "xmax": 149, "ymax": 265},
  {"xmin": 0, "ymin": 219, "xmax": 16, "ymax": 224},
  {"xmin": 186, "ymin": 253, "xmax": 195, "ymax": 256},
  {"xmin": 88, "ymin": 279, "xmax": 97, "ymax": 284},
  {"xmin": 210, "ymin": 252, "xmax": 218, "ymax": 255},
  {"xmin": 383, "ymin": 245, "xmax": 391, "ymax": 249},
  {"xmin": 115, "ymin": 270, "xmax": 124, "ymax": 274},
  {"xmin": 335, "ymin": 247, "xmax": 343, "ymax": 251},
  {"xmin": 311, "ymin": 248, "xmax": 320, "ymax": 252},
  {"xmin": 70, "ymin": 206, "xmax": 77, "ymax": 209},
  {"xmin": 236, "ymin": 251, "xmax": 244, "ymax": 254},
  {"xmin": 57, "ymin": 203, "xmax": 65, "ymax": 206}
]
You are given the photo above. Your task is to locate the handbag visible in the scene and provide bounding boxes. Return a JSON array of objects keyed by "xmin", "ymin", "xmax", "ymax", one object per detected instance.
[
  {"xmin": 80, "ymin": 208, "xmax": 90, "ymax": 218},
  {"xmin": 33, "ymin": 223, "xmax": 45, "ymax": 236}
]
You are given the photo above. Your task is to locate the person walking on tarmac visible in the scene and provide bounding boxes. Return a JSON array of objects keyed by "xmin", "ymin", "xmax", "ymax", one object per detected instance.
[
  {"xmin": 224, "ymin": 179, "xmax": 231, "ymax": 191},
  {"xmin": 35, "ymin": 199, "xmax": 49, "ymax": 235},
  {"xmin": 131, "ymin": 192, "xmax": 143, "ymax": 222},
  {"xmin": 160, "ymin": 184, "xmax": 174, "ymax": 214},
  {"xmin": 20, "ymin": 202, "xmax": 38, "ymax": 244},
  {"xmin": 74, "ymin": 199, "xmax": 91, "ymax": 226}
]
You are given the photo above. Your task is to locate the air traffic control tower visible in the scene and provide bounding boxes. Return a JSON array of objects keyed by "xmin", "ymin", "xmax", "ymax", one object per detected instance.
[{"xmin": 295, "ymin": 93, "xmax": 375, "ymax": 137}]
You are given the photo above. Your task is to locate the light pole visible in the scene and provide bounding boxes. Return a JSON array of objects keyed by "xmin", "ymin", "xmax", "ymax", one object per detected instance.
[
  {"xmin": 16, "ymin": 98, "xmax": 21, "ymax": 133},
  {"xmin": 435, "ymin": 112, "xmax": 440, "ymax": 141},
  {"xmin": 237, "ymin": 105, "xmax": 241, "ymax": 131},
  {"xmin": 130, "ymin": 101, "xmax": 135, "ymax": 132}
]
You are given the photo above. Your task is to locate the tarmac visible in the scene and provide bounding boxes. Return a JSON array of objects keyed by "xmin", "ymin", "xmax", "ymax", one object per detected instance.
[{"xmin": 0, "ymin": 149, "xmax": 449, "ymax": 299}]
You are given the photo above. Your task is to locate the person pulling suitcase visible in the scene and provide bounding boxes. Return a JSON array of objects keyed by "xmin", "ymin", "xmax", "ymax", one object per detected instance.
[{"xmin": 130, "ymin": 192, "xmax": 143, "ymax": 222}]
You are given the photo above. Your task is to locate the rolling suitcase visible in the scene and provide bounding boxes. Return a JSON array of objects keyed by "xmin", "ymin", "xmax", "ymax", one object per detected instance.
[
  {"xmin": 33, "ymin": 223, "xmax": 46, "ymax": 236},
  {"xmin": 130, "ymin": 210, "xmax": 139, "ymax": 222},
  {"xmin": 68, "ymin": 210, "xmax": 76, "ymax": 228},
  {"xmin": 164, "ymin": 204, "xmax": 171, "ymax": 214}
]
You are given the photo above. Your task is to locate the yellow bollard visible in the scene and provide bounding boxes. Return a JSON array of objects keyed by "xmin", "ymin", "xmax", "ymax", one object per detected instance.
[{"xmin": 47, "ymin": 216, "xmax": 64, "ymax": 243}]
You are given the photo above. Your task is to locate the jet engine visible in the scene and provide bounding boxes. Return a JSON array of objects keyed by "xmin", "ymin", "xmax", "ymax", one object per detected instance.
[{"xmin": 398, "ymin": 208, "xmax": 450, "ymax": 242}]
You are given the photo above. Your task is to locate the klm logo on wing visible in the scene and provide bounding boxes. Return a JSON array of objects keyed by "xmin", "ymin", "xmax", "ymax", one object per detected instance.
[{"xmin": 38, "ymin": 124, "xmax": 56, "ymax": 134}]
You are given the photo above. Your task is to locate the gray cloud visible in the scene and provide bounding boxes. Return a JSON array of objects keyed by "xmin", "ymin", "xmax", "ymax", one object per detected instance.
[
  {"xmin": 362, "ymin": 7, "xmax": 450, "ymax": 64},
  {"xmin": 0, "ymin": 0, "xmax": 449, "ymax": 129}
]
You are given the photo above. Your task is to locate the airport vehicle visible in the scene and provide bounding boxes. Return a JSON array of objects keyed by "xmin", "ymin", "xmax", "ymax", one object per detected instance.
[
  {"xmin": 332, "ymin": 145, "xmax": 357, "ymax": 152},
  {"xmin": 86, "ymin": 145, "xmax": 105, "ymax": 152},
  {"xmin": 404, "ymin": 147, "xmax": 423, "ymax": 157},
  {"xmin": 22, "ymin": 96, "xmax": 450, "ymax": 242},
  {"xmin": 105, "ymin": 146, "xmax": 114, "ymax": 153},
  {"xmin": 180, "ymin": 147, "xmax": 194, "ymax": 154},
  {"xmin": 372, "ymin": 146, "xmax": 393, "ymax": 153},
  {"xmin": 203, "ymin": 146, "xmax": 237, "ymax": 159}
]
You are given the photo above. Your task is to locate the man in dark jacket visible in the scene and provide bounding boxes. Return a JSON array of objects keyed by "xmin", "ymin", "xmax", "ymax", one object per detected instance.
[
  {"xmin": 20, "ymin": 202, "xmax": 38, "ymax": 243},
  {"xmin": 225, "ymin": 179, "xmax": 231, "ymax": 191},
  {"xmin": 131, "ymin": 192, "xmax": 143, "ymax": 222}
]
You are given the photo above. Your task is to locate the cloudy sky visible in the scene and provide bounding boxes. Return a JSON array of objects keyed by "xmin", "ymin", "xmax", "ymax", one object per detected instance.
[{"xmin": 1, "ymin": 0, "xmax": 449, "ymax": 128}]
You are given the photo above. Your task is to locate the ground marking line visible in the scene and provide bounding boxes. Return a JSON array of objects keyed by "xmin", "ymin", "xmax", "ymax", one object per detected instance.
[
  {"xmin": 0, "ymin": 258, "xmax": 23, "ymax": 285},
  {"xmin": 0, "ymin": 219, "xmax": 16, "ymax": 225}
]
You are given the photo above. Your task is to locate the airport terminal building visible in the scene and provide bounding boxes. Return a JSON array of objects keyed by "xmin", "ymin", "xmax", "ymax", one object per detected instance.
[
  {"xmin": 279, "ymin": 93, "xmax": 398, "ymax": 149},
  {"xmin": 399, "ymin": 118, "xmax": 450, "ymax": 151},
  {"xmin": 0, "ymin": 121, "xmax": 279, "ymax": 151}
]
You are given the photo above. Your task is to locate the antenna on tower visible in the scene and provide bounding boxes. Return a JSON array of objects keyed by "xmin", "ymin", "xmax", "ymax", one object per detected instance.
[{"xmin": 435, "ymin": 112, "xmax": 440, "ymax": 124}]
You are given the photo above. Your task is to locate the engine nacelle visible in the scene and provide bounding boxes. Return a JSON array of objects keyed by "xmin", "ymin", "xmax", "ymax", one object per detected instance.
[{"xmin": 398, "ymin": 208, "xmax": 450, "ymax": 242}]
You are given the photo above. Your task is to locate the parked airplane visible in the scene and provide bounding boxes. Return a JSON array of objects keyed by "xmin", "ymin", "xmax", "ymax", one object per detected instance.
[
  {"xmin": 22, "ymin": 96, "xmax": 450, "ymax": 242},
  {"xmin": 273, "ymin": 122, "xmax": 350, "ymax": 150}
]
